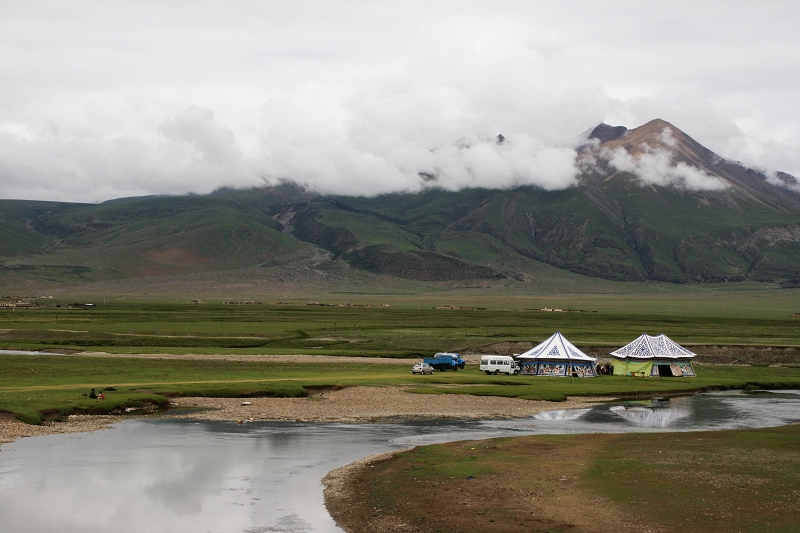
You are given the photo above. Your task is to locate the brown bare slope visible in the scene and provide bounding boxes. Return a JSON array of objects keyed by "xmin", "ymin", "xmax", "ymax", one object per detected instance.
[{"xmin": 596, "ymin": 118, "xmax": 800, "ymax": 210}]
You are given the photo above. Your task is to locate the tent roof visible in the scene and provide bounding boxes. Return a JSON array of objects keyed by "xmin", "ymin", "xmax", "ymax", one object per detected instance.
[
  {"xmin": 517, "ymin": 332, "xmax": 596, "ymax": 362},
  {"xmin": 610, "ymin": 334, "xmax": 696, "ymax": 360}
]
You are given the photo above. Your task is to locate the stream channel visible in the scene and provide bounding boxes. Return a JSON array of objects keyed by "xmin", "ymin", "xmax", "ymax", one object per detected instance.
[{"xmin": 1, "ymin": 390, "xmax": 799, "ymax": 533}]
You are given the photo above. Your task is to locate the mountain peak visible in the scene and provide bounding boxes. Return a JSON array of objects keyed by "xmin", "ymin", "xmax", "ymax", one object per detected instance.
[
  {"xmin": 589, "ymin": 123, "xmax": 627, "ymax": 144},
  {"xmin": 583, "ymin": 118, "xmax": 800, "ymax": 209},
  {"xmin": 599, "ymin": 118, "xmax": 699, "ymax": 158}
]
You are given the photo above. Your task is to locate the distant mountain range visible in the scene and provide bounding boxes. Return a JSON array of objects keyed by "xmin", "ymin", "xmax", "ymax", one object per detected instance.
[{"xmin": 2, "ymin": 119, "xmax": 800, "ymax": 293}]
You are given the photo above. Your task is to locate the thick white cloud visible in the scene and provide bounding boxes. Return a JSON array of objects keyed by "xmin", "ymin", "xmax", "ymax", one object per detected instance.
[
  {"xmin": 604, "ymin": 128, "xmax": 729, "ymax": 191},
  {"xmin": 0, "ymin": 1, "xmax": 799, "ymax": 201},
  {"xmin": 607, "ymin": 147, "xmax": 729, "ymax": 191}
]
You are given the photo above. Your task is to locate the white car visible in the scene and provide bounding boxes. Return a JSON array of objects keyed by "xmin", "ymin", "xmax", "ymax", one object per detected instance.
[
  {"xmin": 412, "ymin": 363, "xmax": 435, "ymax": 375},
  {"xmin": 480, "ymin": 355, "xmax": 520, "ymax": 375}
]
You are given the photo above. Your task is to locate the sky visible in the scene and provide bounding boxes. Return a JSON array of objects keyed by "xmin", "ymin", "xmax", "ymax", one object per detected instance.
[{"xmin": 1, "ymin": 0, "xmax": 799, "ymax": 202}]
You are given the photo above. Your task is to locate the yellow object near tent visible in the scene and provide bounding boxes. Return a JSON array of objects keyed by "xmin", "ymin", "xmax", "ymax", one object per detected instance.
[{"xmin": 610, "ymin": 334, "xmax": 696, "ymax": 377}]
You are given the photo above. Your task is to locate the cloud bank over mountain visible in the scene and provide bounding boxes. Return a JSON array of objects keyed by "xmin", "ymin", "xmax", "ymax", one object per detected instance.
[
  {"xmin": 1, "ymin": 1, "xmax": 799, "ymax": 201},
  {"xmin": 603, "ymin": 129, "xmax": 729, "ymax": 191}
]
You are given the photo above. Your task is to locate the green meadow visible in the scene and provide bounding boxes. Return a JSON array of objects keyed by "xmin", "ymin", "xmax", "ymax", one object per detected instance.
[
  {"xmin": 1, "ymin": 354, "xmax": 799, "ymax": 424},
  {"xmin": 1, "ymin": 292, "xmax": 799, "ymax": 423},
  {"xmin": 1, "ymin": 288, "xmax": 799, "ymax": 355}
]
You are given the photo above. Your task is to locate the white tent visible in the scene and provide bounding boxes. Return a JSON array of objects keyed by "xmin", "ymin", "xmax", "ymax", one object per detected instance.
[
  {"xmin": 516, "ymin": 332, "xmax": 597, "ymax": 377},
  {"xmin": 610, "ymin": 334, "xmax": 696, "ymax": 377}
]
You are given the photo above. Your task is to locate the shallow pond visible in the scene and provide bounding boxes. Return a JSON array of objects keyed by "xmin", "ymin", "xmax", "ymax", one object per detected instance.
[{"xmin": 1, "ymin": 390, "xmax": 798, "ymax": 533}]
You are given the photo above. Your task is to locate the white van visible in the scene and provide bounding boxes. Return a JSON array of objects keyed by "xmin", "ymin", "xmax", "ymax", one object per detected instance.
[{"xmin": 480, "ymin": 355, "xmax": 520, "ymax": 375}]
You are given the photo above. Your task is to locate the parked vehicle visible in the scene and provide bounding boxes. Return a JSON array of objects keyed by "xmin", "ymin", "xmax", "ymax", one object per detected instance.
[
  {"xmin": 412, "ymin": 362, "xmax": 435, "ymax": 375},
  {"xmin": 480, "ymin": 355, "xmax": 520, "ymax": 375},
  {"xmin": 423, "ymin": 352, "xmax": 466, "ymax": 371}
]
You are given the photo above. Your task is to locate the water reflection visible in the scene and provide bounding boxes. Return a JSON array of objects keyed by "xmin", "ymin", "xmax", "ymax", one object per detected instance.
[
  {"xmin": 0, "ymin": 391, "xmax": 798, "ymax": 533},
  {"xmin": 609, "ymin": 398, "xmax": 692, "ymax": 427},
  {"xmin": 533, "ymin": 408, "xmax": 591, "ymax": 420}
]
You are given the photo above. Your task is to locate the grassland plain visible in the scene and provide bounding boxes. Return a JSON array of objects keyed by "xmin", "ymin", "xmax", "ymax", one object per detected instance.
[
  {"xmin": 1, "ymin": 294, "xmax": 799, "ymax": 424},
  {"xmin": 328, "ymin": 424, "xmax": 800, "ymax": 533},
  {"xmin": 1, "ymin": 352, "xmax": 799, "ymax": 425},
  {"xmin": 2, "ymin": 289, "xmax": 800, "ymax": 356}
]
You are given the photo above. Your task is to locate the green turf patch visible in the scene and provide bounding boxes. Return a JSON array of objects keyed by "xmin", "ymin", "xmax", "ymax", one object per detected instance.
[{"xmin": 583, "ymin": 425, "xmax": 800, "ymax": 532}]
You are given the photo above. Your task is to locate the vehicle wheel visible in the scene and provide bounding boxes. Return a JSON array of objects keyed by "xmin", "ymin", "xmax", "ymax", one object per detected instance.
[{"xmin": 494, "ymin": 369, "xmax": 500, "ymax": 375}]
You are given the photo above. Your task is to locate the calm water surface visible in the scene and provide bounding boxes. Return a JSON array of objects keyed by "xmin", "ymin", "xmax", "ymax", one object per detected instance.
[{"xmin": 1, "ymin": 390, "xmax": 798, "ymax": 533}]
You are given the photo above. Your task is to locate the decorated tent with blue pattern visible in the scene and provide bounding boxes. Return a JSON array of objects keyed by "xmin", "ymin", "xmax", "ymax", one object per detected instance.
[
  {"xmin": 610, "ymin": 334, "xmax": 696, "ymax": 377},
  {"xmin": 516, "ymin": 332, "xmax": 597, "ymax": 377}
]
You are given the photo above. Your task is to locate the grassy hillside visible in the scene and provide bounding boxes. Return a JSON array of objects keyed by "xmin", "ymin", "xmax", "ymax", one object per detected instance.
[
  {"xmin": 1, "ymin": 173, "xmax": 800, "ymax": 292},
  {"xmin": 269, "ymin": 181, "xmax": 800, "ymax": 284},
  {"xmin": 0, "ymin": 190, "xmax": 312, "ymax": 286}
]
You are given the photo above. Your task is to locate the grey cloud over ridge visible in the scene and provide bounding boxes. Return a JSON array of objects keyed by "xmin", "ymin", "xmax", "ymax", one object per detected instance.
[{"xmin": 1, "ymin": 1, "xmax": 799, "ymax": 202}]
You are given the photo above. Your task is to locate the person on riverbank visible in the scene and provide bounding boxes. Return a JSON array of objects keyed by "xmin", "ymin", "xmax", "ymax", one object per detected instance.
[{"xmin": 89, "ymin": 389, "xmax": 97, "ymax": 399}]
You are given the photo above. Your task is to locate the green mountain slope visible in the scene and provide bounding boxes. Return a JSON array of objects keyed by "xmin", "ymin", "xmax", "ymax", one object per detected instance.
[
  {"xmin": 0, "ymin": 187, "xmax": 311, "ymax": 285},
  {"xmin": 264, "ymin": 181, "xmax": 800, "ymax": 285},
  {"xmin": 2, "ymin": 120, "xmax": 800, "ymax": 291}
]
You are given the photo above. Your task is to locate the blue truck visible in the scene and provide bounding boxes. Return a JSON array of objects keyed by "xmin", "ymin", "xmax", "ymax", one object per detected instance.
[{"xmin": 423, "ymin": 352, "xmax": 466, "ymax": 371}]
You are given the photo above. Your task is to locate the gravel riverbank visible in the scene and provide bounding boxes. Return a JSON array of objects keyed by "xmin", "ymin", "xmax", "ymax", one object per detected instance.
[
  {"xmin": 0, "ymin": 413, "xmax": 124, "ymax": 446},
  {"xmin": 168, "ymin": 386, "xmax": 605, "ymax": 423},
  {"xmin": 1, "ymin": 386, "xmax": 606, "ymax": 445}
]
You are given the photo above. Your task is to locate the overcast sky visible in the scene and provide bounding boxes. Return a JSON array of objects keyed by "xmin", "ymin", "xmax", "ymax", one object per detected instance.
[{"xmin": 1, "ymin": 1, "xmax": 799, "ymax": 202}]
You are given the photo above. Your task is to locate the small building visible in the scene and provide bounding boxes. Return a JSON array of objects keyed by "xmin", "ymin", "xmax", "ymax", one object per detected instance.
[
  {"xmin": 610, "ymin": 334, "xmax": 696, "ymax": 377},
  {"xmin": 516, "ymin": 332, "xmax": 598, "ymax": 377}
]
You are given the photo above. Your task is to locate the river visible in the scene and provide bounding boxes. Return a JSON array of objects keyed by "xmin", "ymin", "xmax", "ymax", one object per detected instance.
[{"xmin": 1, "ymin": 390, "xmax": 798, "ymax": 533}]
